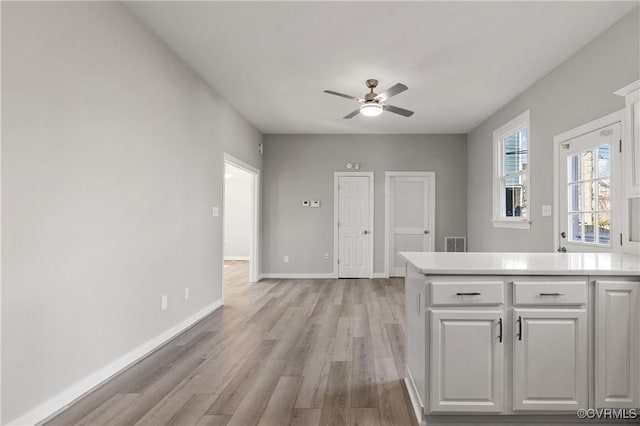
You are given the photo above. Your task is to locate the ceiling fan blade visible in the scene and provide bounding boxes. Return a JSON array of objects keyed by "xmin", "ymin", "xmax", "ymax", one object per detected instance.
[
  {"xmin": 324, "ymin": 90, "xmax": 362, "ymax": 102},
  {"xmin": 384, "ymin": 104, "xmax": 414, "ymax": 117},
  {"xmin": 343, "ymin": 109, "xmax": 360, "ymax": 119},
  {"xmin": 376, "ymin": 83, "xmax": 408, "ymax": 102}
]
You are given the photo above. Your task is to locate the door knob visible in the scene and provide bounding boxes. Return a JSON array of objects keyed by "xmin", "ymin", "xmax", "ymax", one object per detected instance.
[
  {"xmin": 424, "ymin": 230, "xmax": 430, "ymax": 234},
  {"xmin": 363, "ymin": 230, "xmax": 369, "ymax": 235}
]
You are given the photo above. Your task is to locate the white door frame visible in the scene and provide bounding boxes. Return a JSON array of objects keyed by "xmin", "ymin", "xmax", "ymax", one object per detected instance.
[
  {"xmin": 553, "ymin": 109, "xmax": 624, "ymax": 252},
  {"xmin": 384, "ymin": 171, "xmax": 436, "ymax": 278},
  {"xmin": 223, "ymin": 153, "xmax": 260, "ymax": 289},
  {"xmin": 333, "ymin": 172, "xmax": 374, "ymax": 279}
]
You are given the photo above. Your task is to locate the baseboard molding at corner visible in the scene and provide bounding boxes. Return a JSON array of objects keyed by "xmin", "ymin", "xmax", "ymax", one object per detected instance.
[
  {"xmin": 404, "ymin": 370, "xmax": 426, "ymax": 426},
  {"xmin": 224, "ymin": 256, "xmax": 250, "ymax": 261},
  {"xmin": 259, "ymin": 273, "xmax": 337, "ymax": 280},
  {"xmin": 9, "ymin": 300, "xmax": 224, "ymax": 426}
]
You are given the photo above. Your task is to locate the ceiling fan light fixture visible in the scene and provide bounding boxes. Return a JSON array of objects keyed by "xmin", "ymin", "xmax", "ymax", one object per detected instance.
[{"xmin": 360, "ymin": 102, "xmax": 383, "ymax": 117}]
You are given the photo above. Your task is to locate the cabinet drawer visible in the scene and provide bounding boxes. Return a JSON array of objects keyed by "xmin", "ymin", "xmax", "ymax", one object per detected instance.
[
  {"xmin": 430, "ymin": 281, "xmax": 503, "ymax": 305},
  {"xmin": 513, "ymin": 280, "xmax": 587, "ymax": 305}
]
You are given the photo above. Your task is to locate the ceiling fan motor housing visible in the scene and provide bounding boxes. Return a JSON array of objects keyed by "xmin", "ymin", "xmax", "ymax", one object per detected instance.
[{"xmin": 365, "ymin": 79, "xmax": 379, "ymax": 102}]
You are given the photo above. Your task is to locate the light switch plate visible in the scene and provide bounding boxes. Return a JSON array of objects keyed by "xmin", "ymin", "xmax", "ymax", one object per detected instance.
[
  {"xmin": 311, "ymin": 200, "xmax": 320, "ymax": 208},
  {"xmin": 541, "ymin": 205, "xmax": 552, "ymax": 217},
  {"xmin": 212, "ymin": 206, "xmax": 220, "ymax": 217}
]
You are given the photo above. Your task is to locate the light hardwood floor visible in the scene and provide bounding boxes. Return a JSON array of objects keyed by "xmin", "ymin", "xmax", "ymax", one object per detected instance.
[{"xmin": 46, "ymin": 261, "xmax": 416, "ymax": 426}]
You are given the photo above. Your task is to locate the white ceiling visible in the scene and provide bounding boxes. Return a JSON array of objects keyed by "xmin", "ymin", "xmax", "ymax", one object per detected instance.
[{"xmin": 126, "ymin": 1, "xmax": 637, "ymax": 134}]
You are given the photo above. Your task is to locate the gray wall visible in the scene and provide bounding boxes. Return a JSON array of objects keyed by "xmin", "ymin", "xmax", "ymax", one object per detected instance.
[
  {"xmin": 262, "ymin": 134, "xmax": 467, "ymax": 274},
  {"xmin": 1, "ymin": 2, "xmax": 262, "ymax": 423},
  {"xmin": 224, "ymin": 164, "xmax": 253, "ymax": 259},
  {"xmin": 467, "ymin": 7, "xmax": 640, "ymax": 252}
]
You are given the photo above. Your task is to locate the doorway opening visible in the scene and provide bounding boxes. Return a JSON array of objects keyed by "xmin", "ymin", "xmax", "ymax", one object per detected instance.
[{"xmin": 223, "ymin": 154, "xmax": 260, "ymax": 299}]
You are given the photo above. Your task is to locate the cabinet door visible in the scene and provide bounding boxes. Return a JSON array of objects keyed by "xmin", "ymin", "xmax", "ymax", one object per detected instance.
[
  {"xmin": 405, "ymin": 264, "xmax": 426, "ymax": 408},
  {"xmin": 513, "ymin": 309, "xmax": 587, "ymax": 411},
  {"xmin": 430, "ymin": 310, "xmax": 504, "ymax": 412},
  {"xmin": 627, "ymin": 87, "xmax": 640, "ymax": 195},
  {"xmin": 596, "ymin": 281, "xmax": 640, "ymax": 408}
]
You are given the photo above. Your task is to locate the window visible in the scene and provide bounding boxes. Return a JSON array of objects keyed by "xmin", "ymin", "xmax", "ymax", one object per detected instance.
[{"xmin": 493, "ymin": 110, "xmax": 531, "ymax": 229}]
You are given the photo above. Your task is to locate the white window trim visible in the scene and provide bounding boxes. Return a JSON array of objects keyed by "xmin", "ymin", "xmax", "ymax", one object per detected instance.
[{"xmin": 492, "ymin": 109, "xmax": 531, "ymax": 229}]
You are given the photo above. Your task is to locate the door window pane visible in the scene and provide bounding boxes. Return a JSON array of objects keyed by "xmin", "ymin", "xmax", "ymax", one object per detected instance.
[
  {"xmin": 582, "ymin": 181, "xmax": 596, "ymax": 212},
  {"xmin": 581, "ymin": 150, "xmax": 594, "ymax": 181},
  {"xmin": 583, "ymin": 213, "xmax": 595, "ymax": 243},
  {"xmin": 597, "ymin": 212, "xmax": 611, "ymax": 245},
  {"xmin": 597, "ymin": 145, "xmax": 610, "ymax": 178},
  {"xmin": 568, "ymin": 184, "xmax": 580, "ymax": 212},
  {"xmin": 568, "ymin": 213, "xmax": 581, "ymax": 242},
  {"xmin": 598, "ymin": 179, "xmax": 610, "ymax": 211},
  {"xmin": 568, "ymin": 154, "xmax": 580, "ymax": 183}
]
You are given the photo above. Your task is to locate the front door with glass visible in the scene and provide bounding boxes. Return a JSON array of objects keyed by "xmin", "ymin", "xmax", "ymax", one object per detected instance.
[{"xmin": 558, "ymin": 122, "xmax": 621, "ymax": 253}]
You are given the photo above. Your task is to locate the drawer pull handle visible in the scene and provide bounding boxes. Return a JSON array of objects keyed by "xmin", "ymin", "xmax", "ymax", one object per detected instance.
[
  {"xmin": 516, "ymin": 316, "xmax": 522, "ymax": 341},
  {"xmin": 456, "ymin": 292, "xmax": 481, "ymax": 296},
  {"xmin": 539, "ymin": 292, "xmax": 565, "ymax": 296},
  {"xmin": 498, "ymin": 318, "xmax": 503, "ymax": 343}
]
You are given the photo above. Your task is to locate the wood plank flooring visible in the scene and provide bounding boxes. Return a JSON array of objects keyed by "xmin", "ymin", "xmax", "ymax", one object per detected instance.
[{"xmin": 46, "ymin": 261, "xmax": 416, "ymax": 426}]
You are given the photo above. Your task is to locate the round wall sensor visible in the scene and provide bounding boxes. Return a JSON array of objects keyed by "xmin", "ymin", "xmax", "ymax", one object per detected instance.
[{"xmin": 346, "ymin": 162, "xmax": 353, "ymax": 169}]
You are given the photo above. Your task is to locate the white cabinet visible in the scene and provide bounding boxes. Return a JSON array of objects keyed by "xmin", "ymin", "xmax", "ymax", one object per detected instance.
[
  {"xmin": 616, "ymin": 80, "xmax": 640, "ymax": 195},
  {"xmin": 430, "ymin": 310, "xmax": 504, "ymax": 412},
  {"xmin": 405, "ymin": 264, "xmax": 426, "ymax": 409},
  {"xmin": 595, "ymin": 281, "xmax": 640, "ymax": 408},
  {"xmin": 513, "ymin": 309, "xmax": 588, "ymax": 411},
  {"xmin": 403, "ymin": 271, "xmax": 639, "ymax": 424},
  {"xmin": 615, "ymin": 80, "xmax": 640, "ymax": 254}
]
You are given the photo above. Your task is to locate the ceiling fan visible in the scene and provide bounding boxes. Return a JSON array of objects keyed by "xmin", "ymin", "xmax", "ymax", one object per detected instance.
[{"xmin": 324, "ymin": 79, "xmax": 414, "ymax": 119}]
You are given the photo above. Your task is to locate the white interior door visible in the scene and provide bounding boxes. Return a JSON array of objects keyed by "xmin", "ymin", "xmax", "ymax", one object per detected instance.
[
  {"xmin": 337, "ymin": 175, "xmax": 371, "ymax": 278},
  {"xmin": 389, "ymin": 174, "xmax": 433, "ymax": 277},
  {"xmin": 558, "ymin": 123, "xmax": 621, "ymax": 253}
]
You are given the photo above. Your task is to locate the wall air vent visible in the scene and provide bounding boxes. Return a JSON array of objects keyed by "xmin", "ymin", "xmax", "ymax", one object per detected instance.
[{"xmin": 444, "ymin": 236, "xmax": 466, "ymax": 252}]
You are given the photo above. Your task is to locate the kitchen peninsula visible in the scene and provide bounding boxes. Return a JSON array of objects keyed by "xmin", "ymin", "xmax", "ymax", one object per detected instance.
[{"xmin": 401, "ymin": 251, "xmax": 640, "ymax": 425}]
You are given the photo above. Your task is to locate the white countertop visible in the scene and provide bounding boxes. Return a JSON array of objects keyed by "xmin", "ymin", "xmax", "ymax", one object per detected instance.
[{"xmin": 400, "ymin": 252, "xmax": 640, "ymax": 276}]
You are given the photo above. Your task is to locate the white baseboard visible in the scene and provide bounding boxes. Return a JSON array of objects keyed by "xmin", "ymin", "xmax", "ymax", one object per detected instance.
[
  {"xmin": 258, "ymin": 273, "xmax": 391, "ymax": 281},
  {"xmin": 259, "ymin": 273, "xmax": 337, "ymax": 280},
  {"xmin": 224, "ymin": 256, "xmax": 249, "ymax": 261},
  {"xmin": 404, "ymin": 371, "xmax": 426, "ymax": 426},
  {"xmin": 9, "ymin": 300, "xmax": 224, "ymax": 426}
]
